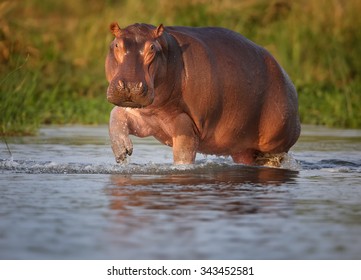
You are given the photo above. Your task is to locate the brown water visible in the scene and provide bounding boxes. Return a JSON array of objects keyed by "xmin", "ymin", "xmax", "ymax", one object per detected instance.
[{"xmin": 0, "ymin": 125, "xmax": 360, "ymax": 259}]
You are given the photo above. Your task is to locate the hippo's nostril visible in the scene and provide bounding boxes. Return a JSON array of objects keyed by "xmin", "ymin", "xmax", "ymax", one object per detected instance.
[{"xmin": 118, "ymin": 80, "xmax": 125, "ymax": 90}]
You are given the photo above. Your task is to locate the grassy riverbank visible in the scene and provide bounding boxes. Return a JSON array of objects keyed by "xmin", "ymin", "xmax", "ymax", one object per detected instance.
[{"xmin": 1, "ymin": 0, "xmax": 361, "ymax": 135}]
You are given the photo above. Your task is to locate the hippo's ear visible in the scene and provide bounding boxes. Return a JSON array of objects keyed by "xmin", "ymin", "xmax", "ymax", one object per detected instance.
[
  {"xmin": 154, "ymin": 24, "xmax": 164, "ymax": 38},
  {"xmin": 110, "ymin": 22, "xmax": 122, "ymax": 37}
]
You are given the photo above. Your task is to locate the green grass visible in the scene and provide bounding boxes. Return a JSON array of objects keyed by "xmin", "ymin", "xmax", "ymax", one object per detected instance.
[{"xmin": 1, "ymin": 0, "xmax": 361, "ymax": 135}]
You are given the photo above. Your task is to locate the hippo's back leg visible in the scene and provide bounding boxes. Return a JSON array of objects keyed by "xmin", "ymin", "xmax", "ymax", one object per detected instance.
[
  {"xmin": 232, "ymin": 149, "xmax": 286, "ymax": 167},
  {"xmin": 231, "ymin": 149, "xmax": 257, "ymax": 165}
]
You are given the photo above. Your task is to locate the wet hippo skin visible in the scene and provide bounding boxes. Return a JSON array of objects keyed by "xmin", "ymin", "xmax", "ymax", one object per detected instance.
[{"xmin": 105, "ymin": 23, "xmax": 300, "ymax": 165}]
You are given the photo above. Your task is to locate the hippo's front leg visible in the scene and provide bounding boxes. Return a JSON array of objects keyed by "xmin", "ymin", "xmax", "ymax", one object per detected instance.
[
  {"xmin": 171, "ymin": 113, "xmax": 199, "ymax": 164},
  {"xmin": 109, "ymin": 107, "xmax": 133, "ymax": 163}
]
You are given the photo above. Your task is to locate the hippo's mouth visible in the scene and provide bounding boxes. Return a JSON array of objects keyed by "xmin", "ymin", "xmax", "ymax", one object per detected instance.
[
  {"xmin": 107, "ymin": 93, "xmax": 154, "ymax": 108},
  {"xmin": 118, "ymin": 101, "xmax": 145, "ymax": 108},
  {"xmin": 107, "ymin": 83, "xmax": 154, "ymax": 108}
]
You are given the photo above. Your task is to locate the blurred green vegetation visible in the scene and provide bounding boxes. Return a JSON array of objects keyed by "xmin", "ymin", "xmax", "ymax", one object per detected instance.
[{"xmin": 1, "ymin": 0, "xmax": 361, "ymax": 135}]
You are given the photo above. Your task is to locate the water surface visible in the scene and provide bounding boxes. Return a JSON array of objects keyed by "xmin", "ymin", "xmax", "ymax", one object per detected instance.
[{"xmin": 0, "ymin": 125, "xmax": 360, "ymax": 259}]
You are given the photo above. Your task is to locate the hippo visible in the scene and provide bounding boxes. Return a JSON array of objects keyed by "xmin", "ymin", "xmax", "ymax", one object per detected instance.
[{"xmin": 105, "ymin": 23, "xmax": 300, "ymax": 165}]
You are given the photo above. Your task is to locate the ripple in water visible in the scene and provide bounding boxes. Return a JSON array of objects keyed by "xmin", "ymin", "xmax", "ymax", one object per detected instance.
[{"xmin": 0, "ymin": 152, "xmax": 360, "ymax": 176}]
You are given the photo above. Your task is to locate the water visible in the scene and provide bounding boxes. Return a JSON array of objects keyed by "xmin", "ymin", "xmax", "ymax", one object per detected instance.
[{"xmin": 0, "ymin": 125, "xmax": 360, "ymax": 259}]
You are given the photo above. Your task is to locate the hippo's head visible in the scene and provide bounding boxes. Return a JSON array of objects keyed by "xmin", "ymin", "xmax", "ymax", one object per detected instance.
[{"xmin": 105, "ymin": 23, "xmax": 167, "ymax": 108}]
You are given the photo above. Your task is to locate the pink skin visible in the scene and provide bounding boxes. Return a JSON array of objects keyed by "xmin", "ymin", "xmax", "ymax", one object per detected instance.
[{"xmin": 106, "ymin": 23, "xmax": 300, "ymax": 165}]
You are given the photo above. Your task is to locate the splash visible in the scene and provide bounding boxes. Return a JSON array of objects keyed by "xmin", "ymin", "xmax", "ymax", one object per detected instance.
[
  {"xmin": 0, "ymin": 158, "xmax": 208, "ymax": 175},
  {"xmin": 0, "ymin": 156, "xmax": 296, "ymax": 175},
  {"xmin": 279, "ymin": 153, "xmax": 301, "ymax": 170},
  {"xmin": 254, "ymin": 152, "xmax": 301, "ymax": 170},
  {"xmin": 1, "ymin": 152, "xmax": 359, "ymax": 175}
]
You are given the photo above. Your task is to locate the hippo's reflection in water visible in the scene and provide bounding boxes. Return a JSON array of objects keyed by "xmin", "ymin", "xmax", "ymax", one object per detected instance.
[{"xmin": 105, "ymin": 166, "xmax": 298, "ymax": 216}]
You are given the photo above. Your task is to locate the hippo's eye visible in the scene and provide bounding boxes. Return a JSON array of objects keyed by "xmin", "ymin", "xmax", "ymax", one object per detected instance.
[
  {"xmin": 115, "ymin": 43, "xmax": 119, "ymax": 48},
  {"xmin": 150, "ymin": 44, "xmax": 155, "ymax": 52}
]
